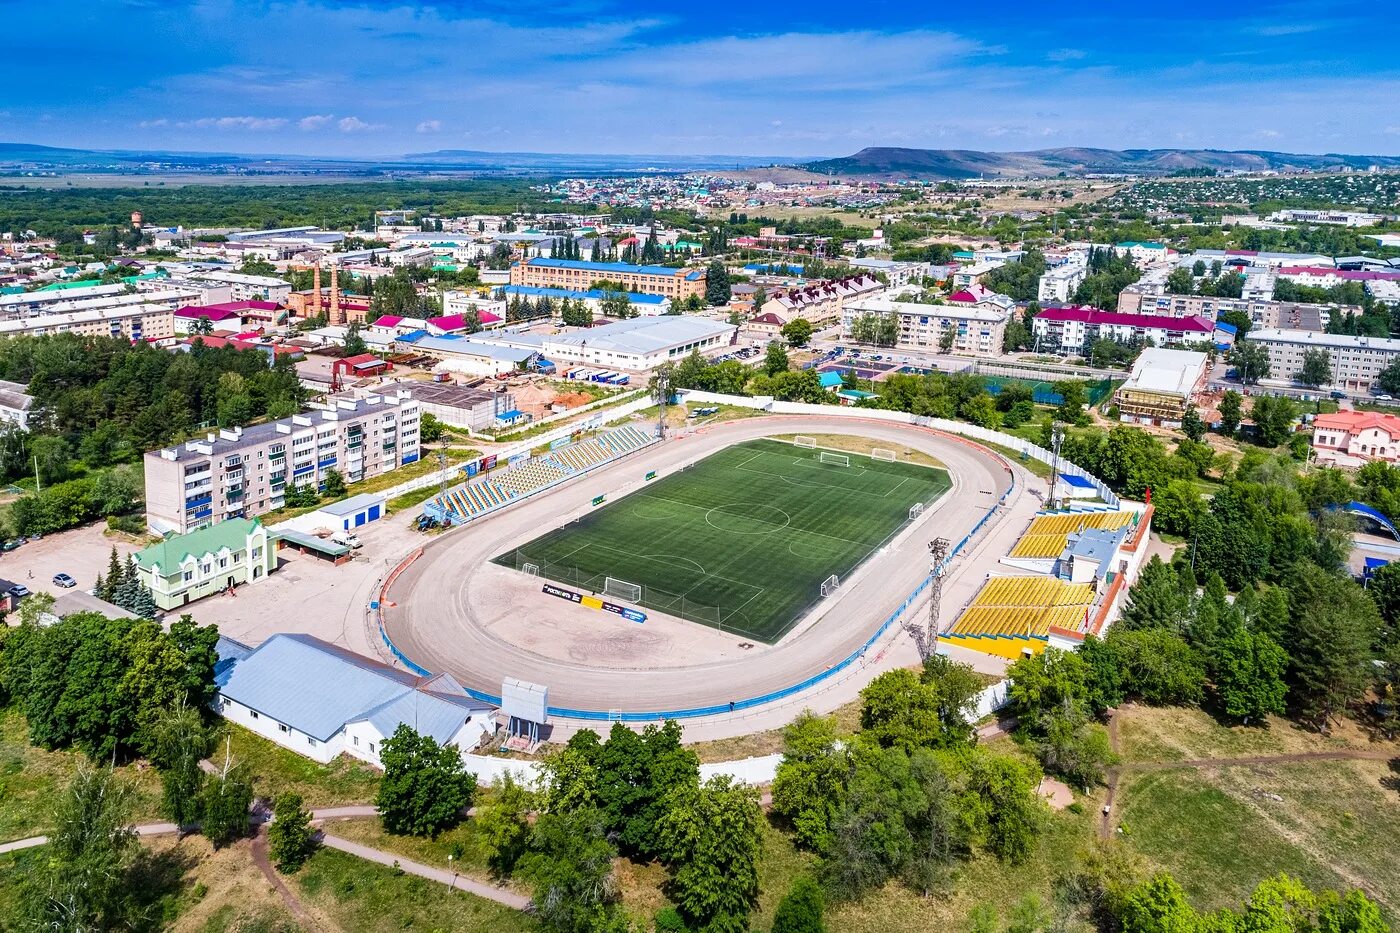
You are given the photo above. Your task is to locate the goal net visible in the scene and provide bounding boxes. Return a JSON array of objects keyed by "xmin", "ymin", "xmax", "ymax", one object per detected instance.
[
  {"xmin": 604, "ymin": 577, "xmax": 643, "ymax": 603},
  {"xmin": 871, "ymin": 448, "xmax": 897, "ymax": 462},
  {"xmin": 821, "ymin": 574, "xmax": 840, "ymax": 598},
  {"xmin": 522, "ymin": 562, "xmax": 540, "ymax": 576},
  {"xmin": 909, "ymin": 503, "xmax": 925, "ymax": 520},
  {"xmin": 819, "ymin": 451, "xmax": 850, "ymax": 467},
  {"xmin": 793, "ymin": 435, "xmax": 817, "ymax": 448}
]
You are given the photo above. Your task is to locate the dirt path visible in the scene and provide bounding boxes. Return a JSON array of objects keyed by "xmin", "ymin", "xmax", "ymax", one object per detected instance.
[
  {"xmin": 250, "ymin": 825, "xmax": 322, "ymax": 930},
  {"xmin": 1098, "ymin": 712, "xmax": 1397, "ymax": 842}
]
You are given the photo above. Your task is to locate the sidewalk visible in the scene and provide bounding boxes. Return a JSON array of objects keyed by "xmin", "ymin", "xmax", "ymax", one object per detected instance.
[{"xmin": 0, "ymin": 806, "xmax": 530, "ymax": 912}]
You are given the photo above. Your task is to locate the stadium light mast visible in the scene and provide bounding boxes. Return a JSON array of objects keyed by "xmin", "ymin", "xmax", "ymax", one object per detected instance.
[
  {"xmin": 903, "ymin": 536, "xmax": 949, "ymax": 663},
  {"xmin": 654, "ymin": 370, "xmax": 671, "ymax": 440},
  {"xmin": 1048, "ymin": 423, "xmax": 1065, "ymax": 509}
]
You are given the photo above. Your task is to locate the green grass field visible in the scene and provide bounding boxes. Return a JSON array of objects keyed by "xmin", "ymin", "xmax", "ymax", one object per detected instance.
[{"xmin": 493, "ymin": 438, "xmax": 951, "ymax": 643}]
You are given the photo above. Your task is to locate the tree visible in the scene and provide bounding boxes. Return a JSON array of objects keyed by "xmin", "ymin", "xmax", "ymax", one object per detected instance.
[
  {"xmin": 189, "ymin": 315, "xmax": 215, "ymax": 337},
  {"xmin": 705, "ymin": 259, "xmax": 732, "ymax": 306},
  {"xmin": 592, "ymin": 720, "xmax": 699, "ymax": 859},
  {"xmin": 782, "ymin": 318, "xmax": 814, "ymax": 348},
  {"xmin": 1376, "ymin": 357, "xmax": 1400, "ymax": 396},
  {"xmin": 859, "ymin": 668, "xmax": 942, "ymax": 752},
  {"xmin": 1296, "ymin": 348, "xmax": 1332, "ymax": 388},
  {"xmin": 150, "ymin": 700, "xmax": 209, "ymax": 827},
  {"xmin": 477, "ymin": 772, "xmax": 536, "ymax": 878},
  {"xmin": 771, "ymin": 712, "xmax": 847, "ymax": 852},
  {"xmin": 268, "ymin": 792, "xmax": 317, "ymax": 873},
  {"xmin": 322, "ymin": 468, "xmax": 346, "ymax": 498},
  {"xmin": 19, "ymin": 767, "xmax": 140, "ymax": 931},
  {"xmin": 656, "ymin": 775, "xmax": 763, "ymax": 933},
  {"xmin": 31, "ymin": 434, "xmax": 73, "ymax": 485},
  {"xmin": 1251, "ymin": 395, "xmax": 1298, "ymax": 447},
  {"xmin": 561, "ymin": 298, "xmax": 593, "ymax": 328},
  {"xmin": 772, "ymin": 875, "xmax": 826, "ymax": 933},
  {"xmin": 1165, "ymin": 267, "xmax": 1195, "ymax": 295},
  {"xmin": 764, "ymin": 340, "xmax": 791, "ymax": 376},
  {"xmin": 201, "ymin": 749, "xmax": 253, "ymax": 847},
  {"xmin": 939, "ymin": 324, "xmax": 957, "ymax": 353},
  {"xmin": 1108, "ymin": 628, "xmax": 1206, "ymax": 706},
  {"xmin": 1219, "ymin": 390, "xmax": 1243, "ymax": 436},
  {"xmin": 521, "ymin": 807, "xmax": 625, "ymax": 933},
  {"xmin": 342, "ymin": 322, "xmax": 368, "ymax": 357},
  {"xmin": 1119, "ymin": 557, "xmax": 1194, "ymax": 635},
  {"xmin": 1230, "ymin": 342, "xmax": 1271, "ymax": 385},
  {"xmin": 1034, "ymin": 710, "xmax": 1116, "ymax": 791},
  {"xmin": 419, "ymin": 412, "xmax": 445, "ymax": 443},
  {"xmin": 599, "ymin": 290, "xmax": 634, "ymax": 319},
  {"xmin": 1054, "ymin": 380, "xmax": 1090, "ymax": 425},
  {"xmin": 1006, "ymin": 648, "xmax": 1090, "ymax": 733},
  {"xmin": 376, "ymin": 724, "xmax": 477, "ymax": 836},
  {"xmin": 1211, "ymin": 624, "xmax": 1289, "ymax": 724},
  {"xmin": 1181, "ymin": 406, "xmax": 1206, "ymax": 442},
  {"xmin": 1285, "ymin": 564, "xmax": 1380, "ymax": 730},
  {"xmin": 1118, "ymin": 873, "xmax": 1199, "ymax": 933}
]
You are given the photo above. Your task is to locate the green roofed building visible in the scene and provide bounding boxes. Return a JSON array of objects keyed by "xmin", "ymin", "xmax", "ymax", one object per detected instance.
[{"xmin": 135, "ymin": 517, "xmax": 275, "ymax": 610}]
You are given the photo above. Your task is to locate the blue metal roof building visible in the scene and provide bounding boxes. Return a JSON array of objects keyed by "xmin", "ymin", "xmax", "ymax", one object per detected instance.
[{"xmin": 214, "ymin": 633, "xmax": 494, "ymax": 764}]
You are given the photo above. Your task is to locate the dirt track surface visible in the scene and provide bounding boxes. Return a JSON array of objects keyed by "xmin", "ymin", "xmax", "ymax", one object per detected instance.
[{"xmin": 383, "ymin": 415, "xmax": 1039, "ymax": 732}]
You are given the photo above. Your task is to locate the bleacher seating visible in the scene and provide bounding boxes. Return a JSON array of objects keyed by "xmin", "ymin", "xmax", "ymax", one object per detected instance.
[
  {"xmin": 432, "ymin": 425, "xmax": 658, "ymax": 522},
  {"xmin": 941, "ymin": 574, "xmax": 1098, "ymax": 660}
]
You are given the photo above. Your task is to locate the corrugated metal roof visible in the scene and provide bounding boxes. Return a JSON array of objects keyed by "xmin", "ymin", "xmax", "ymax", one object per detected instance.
[{"xmin": 216, "ymin": 633, "xmax": 488, "ymax": 743}]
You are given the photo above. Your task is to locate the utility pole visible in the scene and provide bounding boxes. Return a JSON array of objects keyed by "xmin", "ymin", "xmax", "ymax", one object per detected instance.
[
  {"xmin": 436, "ymin": 449, "xmax": 448, "ymax": 501},
  {"xmin": 33, "ymin": 454, "xmax": 40, "ymax": 494},
  {"xmin": 1047, "ymin": 423, "xmax": 1065, "ymax": 510}
]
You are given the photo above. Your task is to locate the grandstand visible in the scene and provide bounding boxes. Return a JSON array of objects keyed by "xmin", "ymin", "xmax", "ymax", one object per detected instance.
[
  {"xmin": 428, "ymin": 425, "xmax": 656, "ymax": 523},
  {"xmin": 1009, "ymin": 510, "xmax": 1137, "ymax": 561},
  {"xmin": 942, "ymin": 575, "xmax": 1098, "ymax": 660}
]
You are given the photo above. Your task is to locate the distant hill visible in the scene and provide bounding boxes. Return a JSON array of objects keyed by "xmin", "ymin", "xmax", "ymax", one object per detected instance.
[{"xmin": 802, "ymin": 147, "xmax": 1400, "ymax": 179}]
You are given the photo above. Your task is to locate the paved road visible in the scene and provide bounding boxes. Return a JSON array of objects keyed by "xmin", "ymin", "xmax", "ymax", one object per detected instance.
[{"xmin": 385, "ymin": 414, "xmax": 1033, "ymax": 724}]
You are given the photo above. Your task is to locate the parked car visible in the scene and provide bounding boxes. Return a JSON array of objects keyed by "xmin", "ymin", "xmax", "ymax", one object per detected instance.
[
  {"xmin": 8, "ymin": 584, "xmax": 29, "ymax": 598},
  {"xmin": 1, "ymin": 539, "xmax": 21, "ymax": 551},
  {"xmin": 52, "ymin": 573, "xmax": 76, "ymax": 588},
  {"xmin": 1330, "ymin": 390, "xmax": 1347, "ymax": 400},
  {"xmin": 1377, "ymin": 394, "xmax": 1394, "ymax": 401}
]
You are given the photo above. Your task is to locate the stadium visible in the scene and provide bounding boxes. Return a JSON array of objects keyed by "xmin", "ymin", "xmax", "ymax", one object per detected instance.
[{"xmin": 379, "ymin": 410, "xmax": 1047, "ymax": 729}]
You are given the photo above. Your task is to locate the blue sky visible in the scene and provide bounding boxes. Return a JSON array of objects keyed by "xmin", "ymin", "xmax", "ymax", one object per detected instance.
[{"xmin": 3, "ymin": 0, "xmax": 1398, "ymax": 157}]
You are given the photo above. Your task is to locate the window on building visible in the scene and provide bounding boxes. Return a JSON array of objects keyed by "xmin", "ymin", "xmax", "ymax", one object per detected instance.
[
  {"xmin": 307, "ymin": 737, "xmax": 317, "ymax": 747},
  {"xmin": 278, "ymin": 723, "xmax": 289, "ymax": 733},
  {"xmin": 353, "ymin": 735, "xmax": 359, "ymax": 746},
  {"xmin": 183, "ymin": 570, "xmax": 193, "ymax": 582},
  {"xmin": 250, "ymin": 711, "xmax": 259, "ymax": 720}
]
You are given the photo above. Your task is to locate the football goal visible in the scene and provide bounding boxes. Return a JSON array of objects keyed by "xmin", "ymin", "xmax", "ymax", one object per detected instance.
[
  {"xmin": 871, "ymin": 447, "xmax": 897, "ymax": 462},
  {"xmin": 821, "ymin": 574, "xmax": 840, "ymax": 597},
  {"xmin": 819, "ymin": 451, "xmax": 851, "ymax": 467},
  {"xmin": 604, "ymin": 577, "xmax": 643, "ymax": 603},
  {"xmin": 522, "ymin": 562, "xmax": 540, "ymax": 577},
  {"xmin": 909, "ymin": 503, "xmax": 925, "ymax": 520},
  {"xmin": 794, "ymin": 435, "xmax": 817, "ymax": 448}
]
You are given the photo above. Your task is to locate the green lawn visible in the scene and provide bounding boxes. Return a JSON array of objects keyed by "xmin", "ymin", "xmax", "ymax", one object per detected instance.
[
  {"xmin": 0, "ymin": 704, "xmax": 163, "ymax": 842},
  {"xmin": 293, "ymin": 846, "xmax": 537, "ymax": 932},
  {"xmin": 219, "ymin": 722, "xmax": 381, "ymax": 808},
  {"xmin": 492, "ymin": 437, "xmax": 951, "ymax": 643}
]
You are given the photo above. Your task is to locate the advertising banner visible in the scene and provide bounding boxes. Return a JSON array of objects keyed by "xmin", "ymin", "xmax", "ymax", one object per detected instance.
[{"xmin": 541, "ymin": 583, "xmax": 646, "ymax": 623}]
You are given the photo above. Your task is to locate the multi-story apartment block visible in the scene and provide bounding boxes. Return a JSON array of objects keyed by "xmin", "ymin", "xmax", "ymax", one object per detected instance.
[
  {"xmin": 0, "ymin": 291, "xmax": 187, "ymax": 341},
  {"xmin": 1117, "ymin": 291, "xmax": 1334, "ymax": 331},
  {"xmin": 1032, "ymin": 307, "xmax": 1216, "ymax": 355},
  {"xmin": 144, "ymin": 392, "xmax": 421, "ymax": 535},
  {"xmin": 1244, "ymin": 329, "xmax": 1400, "ymax": 394},
  {"xmin": 1038, "ymin": 260, "xmax": 1087, "ymax": 304},
  {"xmin": 1268, "ymin": 209, "xmax": 1384, "ymax": 228},
  {"xmin": 510, "ymin": 258, "xmax": 706, "ymax": 300},
  {"xmin": 842, "ymin": 297, "xmax": 1009, "ymax": 356}
]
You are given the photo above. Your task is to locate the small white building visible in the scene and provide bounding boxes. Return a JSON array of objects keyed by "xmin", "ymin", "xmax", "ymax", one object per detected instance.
[{"xmin": 214, "ymin": 633, "xmax": 496, "ymax": 766}]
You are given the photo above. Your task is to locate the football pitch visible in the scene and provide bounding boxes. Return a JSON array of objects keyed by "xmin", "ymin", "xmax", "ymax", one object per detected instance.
[{"xmin": 492, "ymin": 438, "xmax": 952, "ymax": 643}]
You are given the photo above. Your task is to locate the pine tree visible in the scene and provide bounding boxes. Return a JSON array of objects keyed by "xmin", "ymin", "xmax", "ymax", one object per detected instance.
[
  {"xmin": 132, "ymin": 585, "xmax": 158, "ymax": 621},
  {"xmin": 103, "ymin": 547, "xmax": 122, "ymax": 602}
]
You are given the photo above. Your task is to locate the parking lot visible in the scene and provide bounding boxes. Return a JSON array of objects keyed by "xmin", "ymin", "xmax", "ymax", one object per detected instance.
[{"xmin": 2, "ymin": 510, "xmax": 431, "ymax": 665}]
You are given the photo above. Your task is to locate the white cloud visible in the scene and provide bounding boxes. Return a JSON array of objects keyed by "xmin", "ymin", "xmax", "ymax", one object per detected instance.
[
  {"xmin": 187, "ymin": 116, "xmax": 287, "ymax": 131},
  {"xmin": 1047, "ymin": 48, "xmax": 1086, "ymax": 62},
  {"xmin": 138, "ymin": 118, "xmax": 169, "ymax": 128},
  {"xmin": 337, "ymin": 116, "xmax": 377, "ymax": 133},
  {"xmin": 298, "ymin": 114, "xmax": 334, "ymax": 130},
  {"xmin": 1257, "ymin": 128, "xmax": 1282, "ymax": 139},
  {"xmin": 416, "ymin": 119, "xmax": 442, "ymax": 133}
]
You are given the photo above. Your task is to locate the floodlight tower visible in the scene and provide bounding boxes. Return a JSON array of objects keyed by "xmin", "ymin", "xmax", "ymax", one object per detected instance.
[
  {"xmin": 1048, "ymin": 423, "xmax": 1065, "ymax": 509},
  {"xmin": 654, "ymin": 370, "xmax": 671, "ymax": 440},
  {"xmin": 903, "ymin": 536, "xmax": 950, "ymax": 662}
]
